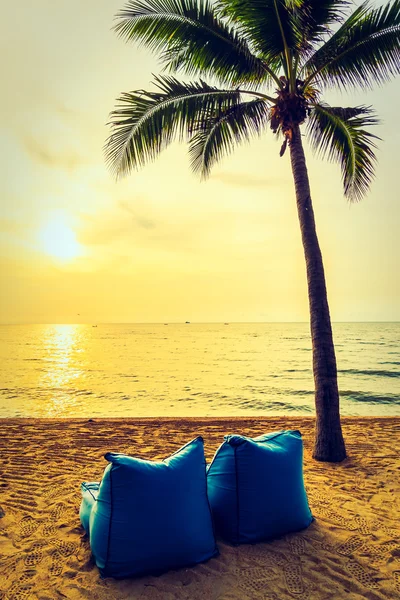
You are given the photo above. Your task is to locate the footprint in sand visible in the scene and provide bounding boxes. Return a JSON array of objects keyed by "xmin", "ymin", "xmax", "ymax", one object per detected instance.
[
  {"xmin": 0, "ymin": 557, "xmax": 19, "ymax": 585},
  {"xmin": 246, "ymin": 546, "xmax": 287, "ymax": 567},
  {"xmin": 393, "ymin": 572, "xmax": 400, "ymax": 593},
  {"xmin": 24, "ymin": 542, "xmax": 44, "ymax": 567},
  {"xmin": 4, "ymin": 584, "xmax": 33, "ymax": 600},
  {"xmin": 42, "ymin": 522, "xmax": 57, "ymax": 536},
  {"xmin": 233, "ymin": 566, "xmax": 279, "ymax": 594},
  {"xmin": 354, "ymin": 516, "xmax": 374, "ymax": 535},
  {"xmin": 336, "ymin": 535, "xmax": 365, "ymax": 556},
  {"xmin": 308, "ymin": 490, "xmax": 331, "ymax": 506},
  {"xmin": 346, "ymin": 560, "xmax": 379, "ymax": 589},
  {"xmin": 368, "ymin": 541, "xmax": 399, "ymax": 560},
  {"xmin": 284, "ymin": 562, "xmax": 305, "ymax": 595},
  {"xmin": 289, "ymin": 536, "xmax": 306, "ymax": 556},
  {"xmin": 18, "ymin": 516, "xmax": 39, "ymax": 538},
  {"xmin": 49, "ymin": 550, "xmax": 63, "ymax": 576},
  {"xmin": 305, "ymin": 532, "xmax": 334, "ymax": 553},
  {"xmin": 316, "ymin": 507, "xmax": 358, "ymax": 531},
  {"xmin": 17, "ymin": 571, "xmax": 36, "ymax": 584},
  {"xmin": 217, "ymin": 593, "xmax": 278, "ymax": 600},
  {"xmin": 50, "ymin": 503, "xmax": 66, "ymax": 520},
  {"xmin": 352, "ymin": 516, "xmax": 371, "ymax": 535},
  {"xmin": 0, "ymin": 568, "xmax": 32, "ymax": 600},
  {"xmin": 369, "ymin": 519, "xmax": 383, "ymax": 531},
  {"xmin": 48, "ymin": 539, "xmax": 76, "ymax": 557}
]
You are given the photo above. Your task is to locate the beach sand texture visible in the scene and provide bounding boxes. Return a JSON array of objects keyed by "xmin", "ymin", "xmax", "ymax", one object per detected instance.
[{"xmin": 0, "ymin": 417, "xmax": 399, "ymax": 600}]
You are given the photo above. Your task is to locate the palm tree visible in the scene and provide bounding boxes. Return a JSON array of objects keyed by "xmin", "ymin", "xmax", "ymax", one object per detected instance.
[{"xmin": 105, "ymin": 0, "xmax": 400, "ymax": 461}]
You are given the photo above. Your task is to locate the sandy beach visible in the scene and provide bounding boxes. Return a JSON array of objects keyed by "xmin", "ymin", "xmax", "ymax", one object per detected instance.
[{"xmin": 0, "ymin": 417, "xmax": 399, "ymax": 600}]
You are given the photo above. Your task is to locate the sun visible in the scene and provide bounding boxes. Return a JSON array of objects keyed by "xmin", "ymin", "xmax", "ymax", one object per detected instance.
[{"xmin": 39, "ymin": 213, "xmax": 82, "ymax": 260}]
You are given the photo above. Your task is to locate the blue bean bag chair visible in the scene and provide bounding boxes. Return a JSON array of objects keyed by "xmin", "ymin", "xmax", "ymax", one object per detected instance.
[
  {"xmin": 207, "ymin": 430, "xmax": 312, "ymax": 544},
  {"xmin": 80, "ymin": 437, "xmax": 218, "ymax": 578}
]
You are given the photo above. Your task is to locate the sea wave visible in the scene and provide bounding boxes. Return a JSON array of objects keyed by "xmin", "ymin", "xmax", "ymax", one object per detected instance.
[
  {"xmin": 339, "ymin": 368, "xmax": 400, "ymax": 378},
  {"xmin": 340, "ymin": 391, "xmax": 400, "ymax": 405}
]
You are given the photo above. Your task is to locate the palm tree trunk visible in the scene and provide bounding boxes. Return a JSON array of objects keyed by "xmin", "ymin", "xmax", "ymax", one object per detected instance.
[{"xmin": 289, "ymin": 125, "xmax": 346, "ymax": 462}]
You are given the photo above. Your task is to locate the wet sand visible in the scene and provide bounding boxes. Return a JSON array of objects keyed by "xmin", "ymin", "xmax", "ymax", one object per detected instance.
[{"xmin": 0, "ymin": 417, "xmax": 399, "ymax": 599}]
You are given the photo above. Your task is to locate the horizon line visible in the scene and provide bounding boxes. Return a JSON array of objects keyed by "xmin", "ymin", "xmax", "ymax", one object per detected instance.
[{"xmin": 1, "ymin": 321, "xmax": 399, "ymax": 325}]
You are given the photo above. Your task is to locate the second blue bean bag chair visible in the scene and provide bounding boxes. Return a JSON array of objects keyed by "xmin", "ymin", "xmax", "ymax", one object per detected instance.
[
  {"xmin": 80, "ymin": 436, "xmax": 218, "ymax": 578},
  {"xmin": 207, "ymin": 430, "xmax": 312, "ymax": 544}
]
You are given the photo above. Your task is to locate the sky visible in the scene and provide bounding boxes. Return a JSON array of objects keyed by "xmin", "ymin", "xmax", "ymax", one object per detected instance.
[{"xmin": 0, "ymin": 0, "xmax": 399, "ymax": 324}]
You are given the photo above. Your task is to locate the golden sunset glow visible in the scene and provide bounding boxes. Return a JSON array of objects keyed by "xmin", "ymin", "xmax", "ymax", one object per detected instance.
[
  {"xmin": 1, "ymin": 1, "xmax": 400, "ymax": 595},
  {"xmin": 0, "ymin": 0, "xmax": 399, "ymax": 324}
]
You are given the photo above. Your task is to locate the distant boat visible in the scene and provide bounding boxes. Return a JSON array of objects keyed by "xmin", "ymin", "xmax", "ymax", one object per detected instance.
[
  {"xmin": 224, "ymin": 323, "xmax": 229, "ymax": 325},
  {"xmin": 185, "ymin": 321, "xmax": 190, "ymax": 324},
  {"xmin": 164, "ymin": 323, "xmax": 168, "ymax": 325},
  {"xmin": 92, "ymin": 325, "xmax": 98, "ymax": 327}
]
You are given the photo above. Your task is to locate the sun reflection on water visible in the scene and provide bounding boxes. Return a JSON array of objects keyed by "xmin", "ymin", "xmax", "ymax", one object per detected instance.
[{"xmin": 39, "ymin": 324, "xmax": 84, "ymax": 415}]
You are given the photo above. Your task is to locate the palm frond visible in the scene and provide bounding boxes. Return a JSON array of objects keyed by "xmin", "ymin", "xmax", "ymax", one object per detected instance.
[
  {"xmin": 114, "ymin": 0, "xmax": 275, "ymax": 86},
  {"xmin": 307, "ymin": 103, "xmax": 380, "ymax": 200},
  {"xmin": 303, "ymin": 0, "xmax": 400, "ymax": 89},
  {"xmin": 217, "ymin": 0, "xmax": 300, "ymax": 61},
  {"xmin": 105, "ymin": 76, "xmax": 241, "ymax": 177},
  {"xmin": 217, "ymin": 0, "xmax": 349, "ymax": 60},
  {"xmin": 189, "ymin": 99, "xmax": 270, "ymax": 176},
  {"xmin": 292, "ymin": 0, "xmax": 350, "ymax": 52}
]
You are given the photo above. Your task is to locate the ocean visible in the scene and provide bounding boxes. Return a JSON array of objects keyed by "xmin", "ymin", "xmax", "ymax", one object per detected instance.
[{"xmin": 0, "ymin": 323, "xmax": 399, "ymax": 418}]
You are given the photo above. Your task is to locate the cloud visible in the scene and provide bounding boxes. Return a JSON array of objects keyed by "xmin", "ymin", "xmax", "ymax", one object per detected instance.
[
  {"xmin": 77, "ymin": 197, "xmax": 160, "ymax": 247},
  {"xmin": 118, "ymin": 201, "xmax": 156, "ymax": 230},
  {"xmin": 76, "ymin": 200, "xmax": 222, "ymax": 256},
  {"xmin": 23, "ymin": 136, "xmax": 86, "ymax": 171},
  {"xmin": 77, "ymin": 213, "xmax": 193, "ymax": 252}
]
